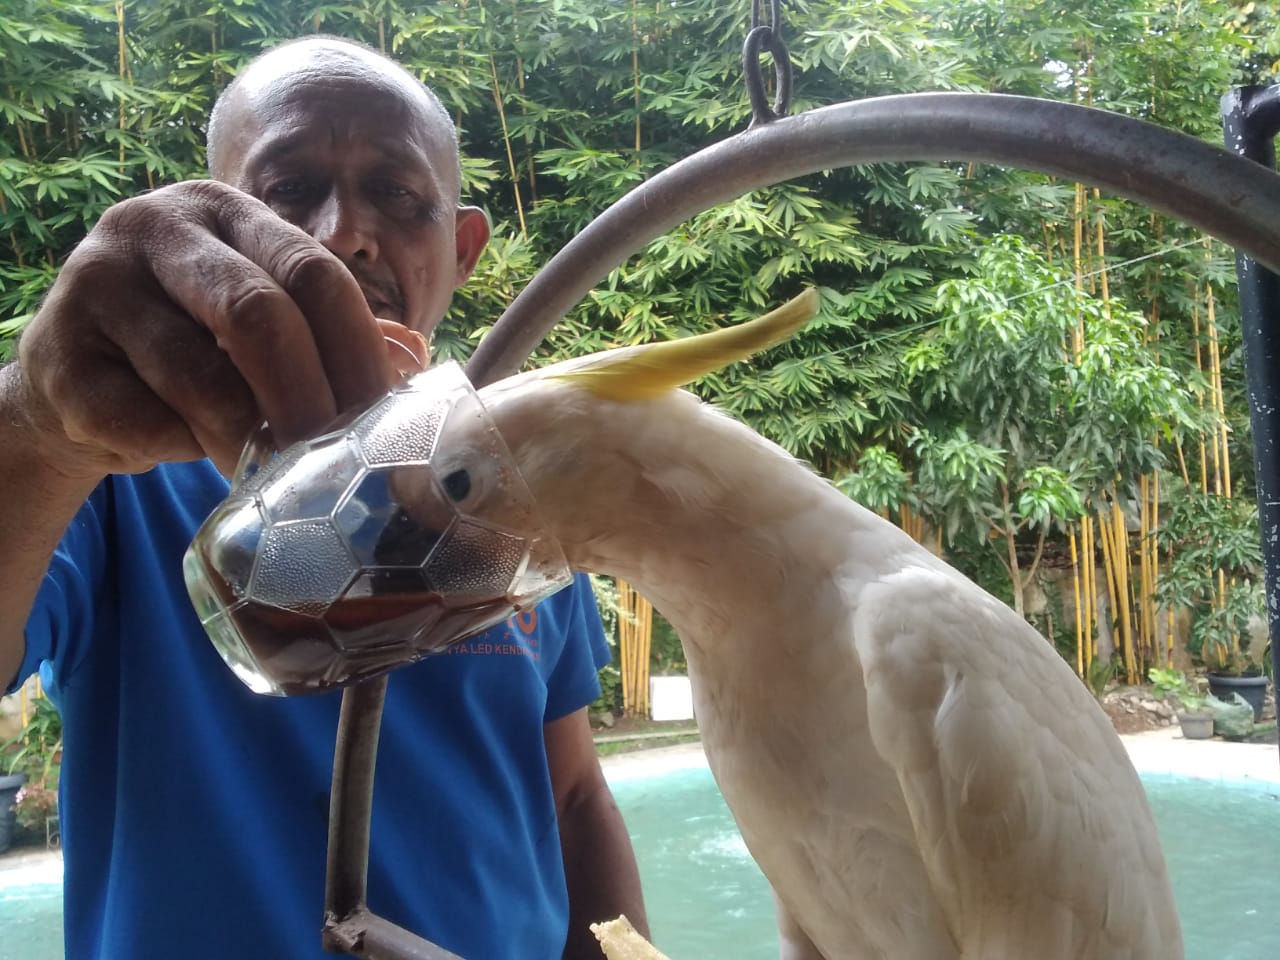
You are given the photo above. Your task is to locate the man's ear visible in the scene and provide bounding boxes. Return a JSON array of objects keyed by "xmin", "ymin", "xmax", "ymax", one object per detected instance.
[{"xmin": 453, "ymin": 206, "xmax": 491, "ymax": 287}]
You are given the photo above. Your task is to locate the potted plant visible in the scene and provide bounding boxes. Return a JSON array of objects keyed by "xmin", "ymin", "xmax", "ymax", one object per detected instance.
[
  {"xmin": 0, "ymin": 690, "xmax": 62, "ymax": 852},
  {"xmin": 1148, "ymin": 667, "xmax": 1214, "ymax": 740},
  {"xmin": 1199, "ymin": 623, "xmax": 1269, "ymax": 722},
  {"xmin": 0, "ymin": 768, "xmax": 26, "ymax": 854},
  {"xmin": 1154, "ymin": 485, "xmax": 1271, "ymax": 721}
]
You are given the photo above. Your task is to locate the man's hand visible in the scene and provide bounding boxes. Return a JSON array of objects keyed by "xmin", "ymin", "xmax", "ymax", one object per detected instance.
[{"xmin": 15, "ymin": 178, "xmax": 397, "ymax": 481}]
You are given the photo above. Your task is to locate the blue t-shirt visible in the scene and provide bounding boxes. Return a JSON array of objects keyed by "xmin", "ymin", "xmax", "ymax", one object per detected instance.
[{"xmin": 12, "ymin": 460, "xmax": 608, "ymax": 959}]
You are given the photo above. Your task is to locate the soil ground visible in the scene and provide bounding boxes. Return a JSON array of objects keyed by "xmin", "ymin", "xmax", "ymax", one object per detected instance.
[
  {"xmin": 1100, "ymin": 698, "xmax": 1168, "ymax": 735},
  {"xmin": 590, "ymin": 714, "xmax": 700, "ymax": 756}
]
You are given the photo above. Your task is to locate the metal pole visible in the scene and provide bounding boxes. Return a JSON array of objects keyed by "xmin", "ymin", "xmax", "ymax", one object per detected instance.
[{"xmin": 1222, "ymin": 85, "xmax": 1280, "ymax": 751}]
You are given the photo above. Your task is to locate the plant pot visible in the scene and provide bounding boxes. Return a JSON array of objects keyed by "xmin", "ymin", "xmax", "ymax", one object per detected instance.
[
  {"xmin": 1177, "ymin": 711, "xmax": 1214, "ymax": 740},
  {"xmin": 0, "ymin": 772, "xmax": 27, "ymax": 855},
  {"xmin": 1206, "ymin": 673, "xmax": 1269, "ymax": 721}
]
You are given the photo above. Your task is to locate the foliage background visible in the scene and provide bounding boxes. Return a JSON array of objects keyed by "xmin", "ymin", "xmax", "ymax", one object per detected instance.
[{"xmin": 3, "ymin": 0, "xmax": 1279, "ymax": 701}]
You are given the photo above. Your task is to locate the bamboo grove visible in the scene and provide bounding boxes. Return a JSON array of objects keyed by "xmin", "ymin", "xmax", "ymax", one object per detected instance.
[{"xmin": 2, "ymin": 0, "xmax": 1278, "ymax": 710}]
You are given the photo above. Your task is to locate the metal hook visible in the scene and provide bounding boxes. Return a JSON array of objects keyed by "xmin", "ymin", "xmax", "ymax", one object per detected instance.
[{"xmin": 743, "ymin": 0, "xmax": 792, "ymax": 127}]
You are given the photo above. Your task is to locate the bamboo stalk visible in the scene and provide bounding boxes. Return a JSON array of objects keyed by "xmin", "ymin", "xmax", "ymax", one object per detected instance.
[
  {"xmin": 487, "ymin": 51, "xmax": 527, "ymax": 237},
  {"xmin": 10, "ymin": 108, "xmax": 32, "ymax": 160},
  {"xmin": 626, "ymin": 585, "xmax": 638, "ymax": 715},
  {"xmin": 629, "ymin": 580, "xmax": 640, "ymax": 715},
  {"xmin": 1070, "ymin": 526, "xmax": 1085, "ymax": 677},
  {"xmin": 618, "ymin": 580, "xmax": 631, "ymax": 714},
  {"xmin": 622, "ymin": 581, "xmax": 634, "ymax": 716},
  {"xmin": 1096, "ymin": 509, "xmax": 1119, "ymax": 652},
  {"xmin": 116, "ymin": 1, "xmax": 128, "ymax": 168},
  {"xmin": 212, "ymin": 20, "xmax": 222, "ymax": 92},
  {"xmin": 477, "ymin": 0, "xmax": 527, "ymax": 237},
  {"xmin": 1081, "ymin": 516, "xmax": 1097, "ymax": 664},
  {"xmin": 632, "ymin": 587, "xmax": 644, "ymax": 714},
  {"xmin": 511, "ymin": 1, "xmax": 538, "ymax": 203},
  {"xmin": 1191, "ymin": 295, "xmax": 1210, "ymax": 493},
  {"xmin": 1111, "ymin": 491, "xmax": 1137, "ymax": 682},
  {"xmin": 631, "ymin": 588, "xmax": 642, "ymax": 713},
  {"xmin": 1205, "ymin": 283, "xmax": 1232, "ymax": 498},
  {"xmin": 1071, "ymin": 182, "xmax": 1085, "ymax": 358},
  {"xmin": 639, "ymin": 597, "xmax": 652, "ymax": 717},
  {"xmin": 1141, "ymin": 249, "xmax": 1163, "ymax": 667},
  {"xmin": 899, "ymin": 502, "xmax": 925, "ymax": 543},
  {"xmin": 1151, "ymin": 473, "xmax": 1162, "ymax": 663},
  {"xmin": 1092, "ymin": 187, "xmax": 1111, "ymax": 313},
  {"xmin": 1152, "ymin": 472, "xmax": 1169, "ymax": 665},
  {"xmin": 1174, "ymin": 438, "xmax": 1191, "ymax": 487},
  {"xmin": 632, "ymin": 0, "xmax": 642, "ymax": 162},
  {"xmin": 0, "ymin": 191, "xmax": 24, "ymax": 267},
  {"xmin": 1207, "ymin": 298, "xmax": 1224, "ymax": 498},
  {"xmin": 1218, "ymin": 568, "xmax": 1239, "ymax": 659},
  {"xmin": 616, "ymin": 579, "xmax": 656, "ymax": 717},
  {"xmin": 1139, "ymin": 473, "xmax": 1152, "ymax": 657}
]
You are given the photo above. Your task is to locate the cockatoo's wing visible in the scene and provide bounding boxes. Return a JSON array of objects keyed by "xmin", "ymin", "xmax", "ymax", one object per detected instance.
[
  {"xmin": 771, "ymin": 888, "xmax": 829, "ymax": 960},
  {"xmin": 853, "ymin": 563, "xmax": 1181, "ymax": 960}
]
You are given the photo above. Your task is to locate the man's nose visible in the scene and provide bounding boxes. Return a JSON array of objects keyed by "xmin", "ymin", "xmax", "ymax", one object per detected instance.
[{"xmin": 311, "ymin": 189, "xmax": 379, "ymax": 262}]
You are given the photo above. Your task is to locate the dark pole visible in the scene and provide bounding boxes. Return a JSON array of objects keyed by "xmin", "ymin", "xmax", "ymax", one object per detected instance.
[{"xmin": 1222, "ymin": 85, "xmax": 1280, "ymax": 752}]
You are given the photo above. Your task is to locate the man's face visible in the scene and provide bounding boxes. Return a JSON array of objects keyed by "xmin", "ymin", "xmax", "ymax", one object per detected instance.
[{"xmin": 212, "ymin": 49, "xmax": 487, "ymax": 338}]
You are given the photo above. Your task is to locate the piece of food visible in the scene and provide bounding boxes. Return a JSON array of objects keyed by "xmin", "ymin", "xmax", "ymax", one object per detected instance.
[{"xmin": 590, "ymin": 915, "xmax": 671, "ymax": 960}]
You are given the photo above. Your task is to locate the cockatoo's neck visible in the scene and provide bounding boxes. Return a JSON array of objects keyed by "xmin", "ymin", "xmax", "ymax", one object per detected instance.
[{"xmin": 481, "ymin": 375, "xmax": 864, "ymax": 657}]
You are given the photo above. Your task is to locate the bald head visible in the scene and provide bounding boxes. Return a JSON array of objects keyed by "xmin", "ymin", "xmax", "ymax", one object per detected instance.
[
  {"xmin": 198, "ymin": 35, "xmax": 491, "ymax": 336},
  {"xmin": 206, "ymin": 37, "xmax": 460, "ymax": 199}
]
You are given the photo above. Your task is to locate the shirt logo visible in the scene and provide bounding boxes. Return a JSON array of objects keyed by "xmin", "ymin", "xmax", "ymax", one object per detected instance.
[{"xmin": 445, "ymin": 610, "xmax": 540, "ymax": 660}]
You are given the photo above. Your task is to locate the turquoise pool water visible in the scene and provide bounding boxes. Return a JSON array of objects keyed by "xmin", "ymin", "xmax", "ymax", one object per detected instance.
[
  {"xmin": 609, "ymin": 768, "xmax": 1280, "ymax": 959},
  {"xmin": 2, "ymin": 770, "xmax": 1278, "ymax": 958},
  {"xmin": 0, "ymin": 860, "xmax": 62, "ymax": 960}
]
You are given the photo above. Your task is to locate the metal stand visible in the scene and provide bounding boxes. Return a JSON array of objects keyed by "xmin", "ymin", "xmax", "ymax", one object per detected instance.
[{"xmin": 1222, "ymin": 85, "xmax": 1280, "ymax": 754}]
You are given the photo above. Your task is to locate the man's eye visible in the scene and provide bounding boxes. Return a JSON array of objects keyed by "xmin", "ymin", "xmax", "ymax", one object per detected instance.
[
  {"xmin": 267, "ymin": 180, "xmax": 314, "ymax": 200},
  {"xmin": 374, "ymin": 181, "xmax": 413, "ymax": 199}
]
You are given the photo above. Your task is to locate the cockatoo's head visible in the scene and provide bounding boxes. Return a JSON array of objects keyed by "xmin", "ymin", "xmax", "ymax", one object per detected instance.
[
  {"xmin": 187, "ymin": 290, "xmax": 817, "ymax": 694},
  {"xmin": 474, "ymin": 287, "xmax": 819, "ymax": 560}
]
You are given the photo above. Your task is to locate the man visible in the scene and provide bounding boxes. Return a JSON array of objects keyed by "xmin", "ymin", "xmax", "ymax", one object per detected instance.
[{"xmin": 0, "ymin": 36, "xmax": 647, "ymax": 959}]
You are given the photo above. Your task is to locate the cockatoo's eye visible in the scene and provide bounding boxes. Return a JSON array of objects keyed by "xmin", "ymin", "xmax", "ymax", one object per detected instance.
[
  {"xmin": 432, "ymin": 449, "xmax": 496, "ymax": 513},
  {"xmin": 442, "ymin": 469, "xmax": 472, "ymax": 502}
]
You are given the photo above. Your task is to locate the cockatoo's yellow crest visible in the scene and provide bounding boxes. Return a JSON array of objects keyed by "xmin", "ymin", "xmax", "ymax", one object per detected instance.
[{"xmin": 550, "ymin": 288, "xmax": 819, "ymax": 401}]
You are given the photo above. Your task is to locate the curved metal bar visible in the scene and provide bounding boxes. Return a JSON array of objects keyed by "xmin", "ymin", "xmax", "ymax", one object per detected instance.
[
  {"xmin": 467, "ymin": 91, "xmax": 1280, "ymax": 386},
  {"xmin": 333, "ymin": 89, "xmax": 1280, "ymax": 959}
]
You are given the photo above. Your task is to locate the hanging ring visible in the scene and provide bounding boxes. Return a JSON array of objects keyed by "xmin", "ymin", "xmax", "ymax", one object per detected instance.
[
  {"xmin": 744, "ymin": 0, "xmax": 792, "ymax": 127},
  {"xmin": 743, "ymin": 25, "xmax": 793, "ymax": 127}
]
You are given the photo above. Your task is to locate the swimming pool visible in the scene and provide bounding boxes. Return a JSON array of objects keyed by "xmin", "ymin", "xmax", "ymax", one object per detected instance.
[
  {"xmin": 2, "ymin": 767, "xmax": 1278, "ymax": 959},
  {"xmin": 0, "ymin": 857, "xmax": 62, "ymax": 960},
  {"xmin": 608, "ymin": 765, "xmax": 1280, "ymax": 960}
]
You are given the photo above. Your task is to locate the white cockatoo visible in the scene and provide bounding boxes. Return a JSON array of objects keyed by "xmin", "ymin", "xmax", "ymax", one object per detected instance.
[{"xmin": 471, "ymin": 290, "xmax": 1182, "ymax": 960}]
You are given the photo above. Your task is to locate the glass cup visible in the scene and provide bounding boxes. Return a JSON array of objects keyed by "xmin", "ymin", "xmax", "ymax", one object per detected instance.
[{"xmin": 183, "ymin": 361, "xmax": 571, "ymax": 696}]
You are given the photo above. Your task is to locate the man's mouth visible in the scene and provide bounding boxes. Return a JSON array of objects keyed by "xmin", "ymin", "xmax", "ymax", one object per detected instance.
[
  {"xmin": 350, "ymin": 269, "xmax": 404, "ymax": 321},
  {"xmin": 362, "ymin": 291, "xmax": 403, "ymax": 322}
]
